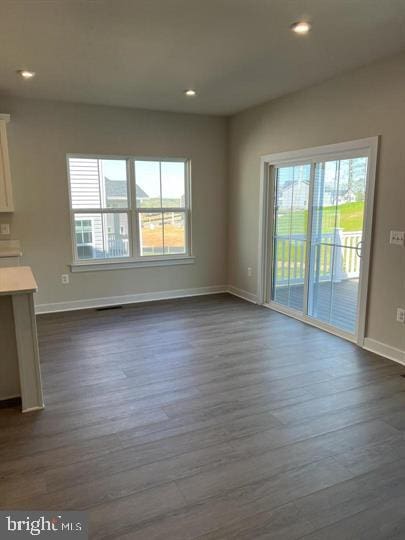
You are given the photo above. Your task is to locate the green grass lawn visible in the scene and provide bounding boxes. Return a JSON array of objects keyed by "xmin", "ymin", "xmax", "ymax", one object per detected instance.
[{"xmin": 276, "ymin": 201, "xmax": 364, "ymax": 235}]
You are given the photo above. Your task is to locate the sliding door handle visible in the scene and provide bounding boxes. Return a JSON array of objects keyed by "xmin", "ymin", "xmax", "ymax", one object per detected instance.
[{"xmin": 355, "ymin": 240, "xmax": 364, "ymax": 258}]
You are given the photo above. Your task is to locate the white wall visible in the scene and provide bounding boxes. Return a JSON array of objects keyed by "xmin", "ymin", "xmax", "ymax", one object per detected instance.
[
  {"xmin": 228, "ymin": 51, "xmax": 405, "ymax": 354},
  {"xmin": 0, "ymin": 97, "xmax": 228, "ymax": 308}
]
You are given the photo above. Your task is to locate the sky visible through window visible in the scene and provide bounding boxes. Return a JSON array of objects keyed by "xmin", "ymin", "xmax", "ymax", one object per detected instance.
[{"xmin": 102, "ymin": 159, "xmax": 185, "ymax": 201}]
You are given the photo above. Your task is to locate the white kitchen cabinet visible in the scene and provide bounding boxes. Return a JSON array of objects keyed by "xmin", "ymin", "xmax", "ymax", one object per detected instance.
[{"xmin": 0, "ymin": 114, "xmax": 14, "ymax": 212}]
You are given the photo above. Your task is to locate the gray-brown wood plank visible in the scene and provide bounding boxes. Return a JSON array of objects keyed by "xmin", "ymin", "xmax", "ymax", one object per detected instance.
[{"xmin": 1, "ymin": 293, "xmax": 404, "ymax": 539}]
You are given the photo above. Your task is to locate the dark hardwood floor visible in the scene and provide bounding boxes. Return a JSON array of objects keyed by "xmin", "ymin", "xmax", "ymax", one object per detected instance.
[{"xmin": 1, "ymin": 293, "xmax": 405, "ymax": 539}]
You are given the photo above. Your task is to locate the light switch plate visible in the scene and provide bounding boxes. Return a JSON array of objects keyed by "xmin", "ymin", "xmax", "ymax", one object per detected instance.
[
  {"xmin": 0, "ymin": 224, "xmax": 10, "ymax": 235},
  {"xmin": 389, "ymin": 230, "xmax": 404, "ymax": 246}
]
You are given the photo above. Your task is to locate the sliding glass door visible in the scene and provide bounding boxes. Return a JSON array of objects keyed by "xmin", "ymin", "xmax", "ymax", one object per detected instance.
[
  {"xmin": 271, "ymin": 163, "xmax": 310, "ymax": 312},
  {"xmin": 269, "ymin": 151, "xmax": 370, "ymax": 339},
  {"xmin": 307, "ymin": 157, "xmax": 368, "ymax": 333}
]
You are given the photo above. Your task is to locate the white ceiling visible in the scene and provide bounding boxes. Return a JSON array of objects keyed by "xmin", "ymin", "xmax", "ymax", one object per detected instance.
[{"xmin": 1, "ymin": 0, "xmax": 405, "ymax": 116}]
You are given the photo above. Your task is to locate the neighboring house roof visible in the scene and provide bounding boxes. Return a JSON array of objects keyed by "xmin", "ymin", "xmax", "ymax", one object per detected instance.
[{"xmin": 105, "ymin": 178, "xmax": 148, "ymax": 199}]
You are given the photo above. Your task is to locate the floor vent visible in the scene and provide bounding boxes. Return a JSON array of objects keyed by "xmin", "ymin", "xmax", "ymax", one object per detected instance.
[{"xmin": 96, "ymin": 305, "xmax": 123, "ymax": 311}]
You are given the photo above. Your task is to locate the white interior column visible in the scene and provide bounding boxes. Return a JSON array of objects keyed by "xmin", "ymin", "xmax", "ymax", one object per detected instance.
[{"xmin": 12, "ymin": 292, "xmax": 44, "ymax": 412}]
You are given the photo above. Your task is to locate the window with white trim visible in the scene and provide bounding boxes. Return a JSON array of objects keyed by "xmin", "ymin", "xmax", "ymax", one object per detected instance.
[{"xmin": 67, "ymin": 156, "xmax": 191, "ymax": 266}]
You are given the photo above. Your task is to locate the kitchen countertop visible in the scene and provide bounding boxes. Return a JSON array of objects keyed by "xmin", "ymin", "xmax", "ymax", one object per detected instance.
[
  {"xmin": 0, "ymin": 266, "xmax": 37, "ymax": 295},
  {"xmin": 0, "ymin": 240, "xmax": 22, "ymax": 258}
]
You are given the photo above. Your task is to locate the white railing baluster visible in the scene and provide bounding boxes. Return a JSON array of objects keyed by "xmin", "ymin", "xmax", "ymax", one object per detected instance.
[
  {"xmin": 300, "ymin": 241, "xmax": 305, "ymax": 279},
  {"xmin": 281, "ymin": 240, "xmax": 285, "ymax": 282}
]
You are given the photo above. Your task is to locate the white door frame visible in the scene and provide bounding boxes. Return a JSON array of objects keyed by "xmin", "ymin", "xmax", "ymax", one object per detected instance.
[{"xmin": 257, "ymin": 137, "xmax": 379, "ymax": 346}]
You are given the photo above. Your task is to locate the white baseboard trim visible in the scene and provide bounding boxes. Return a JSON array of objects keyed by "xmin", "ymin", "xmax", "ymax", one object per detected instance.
[
  {"xmin": 35, "ymin": 285, "xmax": 228, "ymax": 314},
  {"xmin": 23, "ymin": 405, "xmax": 45, "ymax": 413},
  {"xmin": 227, "ymin": 285, "xmax": 258, "ymax": 304},
  {"xmin": 363, "ymin": 337, "xmax": 405, "ymax": 366}
]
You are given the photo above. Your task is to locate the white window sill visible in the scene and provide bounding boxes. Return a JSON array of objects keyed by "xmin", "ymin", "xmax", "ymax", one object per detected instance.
[{"xmin": 70, "ymin": 255, "xmax": 195, "ymax": 273}]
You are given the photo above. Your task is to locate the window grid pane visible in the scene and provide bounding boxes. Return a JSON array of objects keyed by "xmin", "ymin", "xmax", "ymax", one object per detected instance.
[
  {"xmin": 69, "ymin": 158, "xmax": 129, "ymax": 210},
  {"xmin": 73, "ymin": 212, "xmax": 130, "ymax": 260},
  {"xmin": 163, "ymin": 212, "xmax": 186, "ymax": 254},
  {"xmin": 135, "ymin": 160, "xmax": 161, "ymax": 208},
  {"xmin": 139, "ymin": 212, "xmax": 164, "ymax": 256},
  {"xmin": 161, "ymin": 161, "xmax": 186, "ymax": 208}
]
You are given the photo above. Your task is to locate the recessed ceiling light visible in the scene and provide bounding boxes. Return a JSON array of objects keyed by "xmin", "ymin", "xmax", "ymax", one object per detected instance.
[
  {"xmin": 17, "ymin": 69, "xmax": 36, "ymax": 79},
  {"xmin": 184, "ymin": 89, "xmax": 197, "ymax": 97},
  {"xmin": 290, "ymin": 21, "xmax": 311, "ymax": 34}
]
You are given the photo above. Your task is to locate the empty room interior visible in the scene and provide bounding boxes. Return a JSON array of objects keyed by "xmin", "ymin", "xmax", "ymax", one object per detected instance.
[{"xmin": 1, "ymin": 1, "xmax": 405, "ymax": 538}]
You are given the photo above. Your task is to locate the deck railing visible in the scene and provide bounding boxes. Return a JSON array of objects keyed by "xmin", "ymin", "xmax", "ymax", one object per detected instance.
[
  {"xmin": 107, "ymin": 235, "xmax": 129, "ymax": 257},
  {"xmin": 274, "ymin": 229, "xmax": 362, "ymax": 285}
]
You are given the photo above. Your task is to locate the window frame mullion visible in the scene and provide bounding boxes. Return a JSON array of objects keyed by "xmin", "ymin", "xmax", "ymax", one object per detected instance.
[{"xmin": 128, "ymin": 158, "xmax": 138, "ymax": 259}]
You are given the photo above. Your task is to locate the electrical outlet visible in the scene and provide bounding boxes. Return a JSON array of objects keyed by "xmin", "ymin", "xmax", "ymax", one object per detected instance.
[
  {"xmin": 247, "ymin": 267, "xmax": 252, "ymax": 277},
  {"xmin": 397, "ymin": 308, "xmax": 405, "ymax": 324},
  {"xmin": 390, "ymin": 230, "xmax": 405, "ymax": 246},
  {"xmin": 0, "ymin": 223, "xmax": 10, "ymax": 235},
  {"xmin": 61, "ymin": 274, "xmax": 70, "ymax": 285}
]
